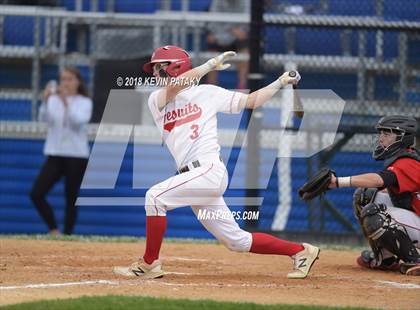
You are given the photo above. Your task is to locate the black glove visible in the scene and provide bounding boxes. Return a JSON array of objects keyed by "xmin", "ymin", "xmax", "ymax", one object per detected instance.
[{"xmin": 298, "ymin": 168, "xmax": 336, "ymax": 201}]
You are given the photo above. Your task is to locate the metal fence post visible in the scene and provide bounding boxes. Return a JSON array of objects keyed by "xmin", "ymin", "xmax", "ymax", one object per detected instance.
[
  {"xmin": 398, "ymin": 32, "xmax": 408, "ymax": 106},
  {"xmin": 59, "ymin": 18, "xmax": 68, "ymax": 72},
  {"xmin": 31, "ymin": 15, "xmax": 41, "ymax": 120},
  {"xmin": 375, "ymin": 0, "xmax": 384, "ymax": 62},
  {"xmin": 89, "ymin": 22, "xmax": 97, "ymax": 98},
  {"xmin": 245, "ymin": 0, "xmax": 264, "ymax": 229},
  {"xmin": 357, "ymin": 31, "xmax": 366, "ymax": 105}
]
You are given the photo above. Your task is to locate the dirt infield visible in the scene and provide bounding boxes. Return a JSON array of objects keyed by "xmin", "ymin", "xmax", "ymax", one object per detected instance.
[{"xmin": 1, "ymin": 238, "xmax": 419, "ymax": 309}]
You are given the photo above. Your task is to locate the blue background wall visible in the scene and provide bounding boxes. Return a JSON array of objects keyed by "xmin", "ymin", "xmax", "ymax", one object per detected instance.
[
  {"xmin": 0, "ymin": 0, "xmax": 417, "ymax": 237},
  {"xmin": 0, "ymin": 137, "xmax": 383, "ymax": 237}
]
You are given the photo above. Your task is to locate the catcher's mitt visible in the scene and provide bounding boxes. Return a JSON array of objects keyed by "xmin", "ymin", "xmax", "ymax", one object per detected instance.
[{"xmin": 298, "ymin": 168, "xmax": 336, "ymax": 201}]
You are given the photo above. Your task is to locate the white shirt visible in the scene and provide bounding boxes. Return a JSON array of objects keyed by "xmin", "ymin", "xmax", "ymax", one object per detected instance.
[
  {"xmin": 38, "ymin": 94, "xmax": 92, "ymax": 158},
  {"xmin": 148, "ymin": 84, "xmax": 242, "ymax": 168}
]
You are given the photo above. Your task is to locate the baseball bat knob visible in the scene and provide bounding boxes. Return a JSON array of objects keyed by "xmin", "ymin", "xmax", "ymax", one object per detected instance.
[{"xmin": 288, "ymin": 71, "xmax": 298, "ymax": 89}]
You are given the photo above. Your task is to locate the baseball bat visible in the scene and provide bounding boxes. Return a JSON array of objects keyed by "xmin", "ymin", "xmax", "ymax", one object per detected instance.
[{"xmin": 288, "ymin": 71, "xmax": 304, "ymax": 119}]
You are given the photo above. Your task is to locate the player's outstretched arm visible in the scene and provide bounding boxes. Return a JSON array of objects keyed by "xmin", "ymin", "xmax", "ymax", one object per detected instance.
[
  {"xmin": 156, "ymin": 51, "xmax": 236, "ymax": 110},
  {"xmin": 238, "ymin": 71, "xmax": 301, "ymax": 110},
  {"xmin": 298, "ymin": 169, "xmax": 390, "ymax": 201},
  {"xmin": 329, "ymin": 173, "xmax": 386, "ymax": 189}
]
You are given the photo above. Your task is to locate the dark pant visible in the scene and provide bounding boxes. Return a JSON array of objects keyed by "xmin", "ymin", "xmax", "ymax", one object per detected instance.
[{"xmin": 30, "ymin": 156, "xmax": 88, "ymax": 235}]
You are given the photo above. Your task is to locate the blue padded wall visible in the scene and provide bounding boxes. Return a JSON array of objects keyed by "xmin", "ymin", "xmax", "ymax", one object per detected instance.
[
  {"xmin": 383, "ymin": 0, "xmax": 420, "ymax": 21},
  {"xmin": 0, "ymin": 136, "xmax": 383, "ymax": 237},
  {"xmin": 0, "ymin": 100, "xmax": 32, "ymax": 121},
  {"xmin": 0, "ymin": 138, "xmax": 246, "ymax": 238},
  {"xmin": 295, "ymin": 29, "xmax": 342, "ymax": 56},
  {"xmin": 1, "ymin": 0, "xmax": 418, "ymax": 237},
  {"xmin": 114, "ymin": 0, "xmax": 159, "ymax": 13},
  {"xmin": 329, "ymin": 0, "xmax": 376, "ymax": 16},
  {"xmin": 283, "ymin": 153, "xmax": 383, "ymax": 232},
  {"xmin": 171, "ymin": 0, "xmax": 212, "ymax": 11},
  {"xmin": 61, "ymin": 0, "xmax": 108, "ymax": 11},
  {"xmin": 3, "ymin": 16, "xmax": 47, "ymax": 46}
]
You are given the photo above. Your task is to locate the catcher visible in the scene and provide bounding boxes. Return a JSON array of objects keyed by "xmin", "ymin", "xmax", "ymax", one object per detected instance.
[{"xmin": 299, "ymin": 115, "xmax": 420, "ymax": 276}]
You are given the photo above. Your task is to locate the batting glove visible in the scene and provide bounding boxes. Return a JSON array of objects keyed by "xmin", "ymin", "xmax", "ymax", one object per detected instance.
[
  {"xmin": 206, "ymin": 51, "xmax": 237, "ymax": 71},
  {"xmin": 279, "ymin": 71, "xmax": 301, "ymax": 88}
]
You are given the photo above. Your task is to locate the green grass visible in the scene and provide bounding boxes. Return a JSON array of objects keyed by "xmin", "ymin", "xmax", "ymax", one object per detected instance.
[
  {"xmin": 0, "ymin": 296, "xmax": 373, "ymax": 310},
  {"xmin": 0, "ymin": 234, "xmax": 365, "ymax": 251}
]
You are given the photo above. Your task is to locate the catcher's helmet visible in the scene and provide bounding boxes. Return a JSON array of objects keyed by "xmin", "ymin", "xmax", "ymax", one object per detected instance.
[
  {"xmin": 143, "ymin": 45, "xmax": 192, "ymax": 77},
  {"xmin": 373, "ymin": 115, "xmax": 418, "ymax": 160}
]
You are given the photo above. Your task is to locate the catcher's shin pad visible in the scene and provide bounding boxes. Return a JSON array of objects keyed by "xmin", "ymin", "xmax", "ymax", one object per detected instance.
[{"xmin": 298, "ymin": 168, "xmax": 336, "ymax": 201}]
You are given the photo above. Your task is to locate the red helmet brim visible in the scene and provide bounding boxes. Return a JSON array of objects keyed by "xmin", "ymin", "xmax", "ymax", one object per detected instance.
[{"xmin": 143, "ymin": 62, "xmax": 153, "ymax": 73}]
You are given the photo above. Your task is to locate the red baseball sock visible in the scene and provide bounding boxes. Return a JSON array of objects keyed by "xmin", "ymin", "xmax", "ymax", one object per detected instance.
[
  {"xmin": 250, "ymin": 232, "xmax": 304, "ymax": 257},
  {"xmin": 143, "ymin": 216, "xmax": 167, "ymax": 264}
]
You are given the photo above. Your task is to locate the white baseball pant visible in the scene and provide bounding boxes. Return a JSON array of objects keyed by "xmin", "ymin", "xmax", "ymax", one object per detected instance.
[{"xmin": 144, "ymin": 154, "xmax": 252, "ymax": 252}]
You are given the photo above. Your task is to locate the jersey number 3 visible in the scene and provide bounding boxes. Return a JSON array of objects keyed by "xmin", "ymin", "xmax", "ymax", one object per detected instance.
[{"xmin": 190, "ymin": 124, "xmax": 199, "ymax": 140}]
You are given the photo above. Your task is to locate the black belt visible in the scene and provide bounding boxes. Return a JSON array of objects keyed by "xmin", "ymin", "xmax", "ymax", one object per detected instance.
[{"xmin": 178, "ymin": 156, "xmax": 223, "ymax": 174}]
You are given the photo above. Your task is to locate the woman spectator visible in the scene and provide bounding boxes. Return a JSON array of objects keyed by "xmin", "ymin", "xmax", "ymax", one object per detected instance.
[{"xmin": 30, "ymin": 67, "xmax": 92, "ymax": 235}]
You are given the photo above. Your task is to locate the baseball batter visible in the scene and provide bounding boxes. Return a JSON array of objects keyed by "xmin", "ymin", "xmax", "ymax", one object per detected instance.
[
  {"xmin": 327, "ymin": 115, "xmax": 420, "ymax": 276},
  {"xmin": 113, "ymin": 45, "xmax": 320, "ymax": 279}
]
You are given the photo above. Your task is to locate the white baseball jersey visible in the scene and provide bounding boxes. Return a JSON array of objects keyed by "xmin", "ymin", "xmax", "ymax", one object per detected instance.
[
  {"xmin": 145, "ymin": 84, "xmax": 252, "ymax": 252},
  {"xmin": 148, "ymin": 84, "xmax": 243, "ymax": 168}
]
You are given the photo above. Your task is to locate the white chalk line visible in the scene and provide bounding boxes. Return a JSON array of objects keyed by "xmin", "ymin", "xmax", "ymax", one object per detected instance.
[
  {"xmin": 154, "ymin": 281, "xmax": 282, "ymax": 289},
  {"xmin": 0, "ymin": 280, "xmax": 118, "ymax": 290},
  {"xmin": 2, "ymin": 275, "xmax": 419, "ymax": 291},
  {"xmin": 313, "ymin": 275, "xmax": 420, "ymax": 289},
  {"xmin": 375, "ymin": 280, "xmax": 420, "ymax": 289},
  {"xmin": 3, "ymin": 279, "xmax": 417, "ymax": 292},
  {"xmin": 0, "ymin": 278, "xmax": 307, "ymax": 291},
  {"xmin": 164, "ymin": 256, "xmax": 209, "ymax": 262},
  {"xmin": 164, "ymin": 272, "xmax": 198, "ymax": 276},
  {"xmin": 1, "ymin": 255, "xmax": 210, "ymax": 262}
]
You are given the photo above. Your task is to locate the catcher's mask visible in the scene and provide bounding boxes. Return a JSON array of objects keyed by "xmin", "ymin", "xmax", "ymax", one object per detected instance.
[
  {"xmin": 372, "ymin": 115, "xmax": 417, "ymax": 161},
  {"xmin": 143, "ymin": 45, "xmax": 192, "ymax": 78}
]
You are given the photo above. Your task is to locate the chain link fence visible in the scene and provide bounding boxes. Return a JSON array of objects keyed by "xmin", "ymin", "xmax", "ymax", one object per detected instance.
[
  {"xmin": 256, "ymin": 0, "xmax": 420, "ymax": 235},
  {"xmin": 0, "ymin": 0, "xmax": 419, "ymax": 237}
]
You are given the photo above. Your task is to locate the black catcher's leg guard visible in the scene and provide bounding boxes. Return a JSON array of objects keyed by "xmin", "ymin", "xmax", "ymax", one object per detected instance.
[
  {"xmin": 353, "ymin": 188, "xmax": 419, "ymax": 272},
  {"xmin": 379, "ymin": 225, "xmax": 420, "ymax": 274},
  {"xmin": 353, "ymin": 188, "xmax": 390, "ymax": 266},
  {"xmin": 378, "ymin": 226, "xmax": 420, "ymax": 263},
  {"xmin": 361, "ymin": 201, "xmax": 419, "ymax": 267}
]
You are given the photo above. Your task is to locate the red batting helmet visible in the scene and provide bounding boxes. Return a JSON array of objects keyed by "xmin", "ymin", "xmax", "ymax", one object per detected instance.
[{"xmin": 143, "ymin": 45, "xmax": 192, "ymax": 77}]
